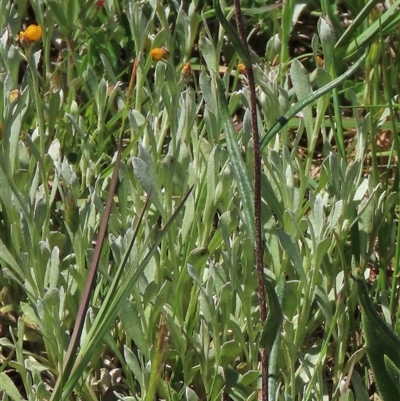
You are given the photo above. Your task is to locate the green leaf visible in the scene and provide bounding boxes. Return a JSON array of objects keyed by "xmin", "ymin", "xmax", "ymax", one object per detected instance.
[
  {"xmin": 290, "ymin": 59, "xmax": 313, "ymax": 141},
  {"xmin": 65, "ymin": 0, "xmax": 80, "ymax": 30},
  {"xmin": 260, "ymin": 278, "xmax": 283, "ymax": 351},
  {"xmin": 58, "ymin": 188, "xmax": 192, "ymax": 401},
  {"xmin": 199, "ymin": 36, "xmax": 217, "ymax": 74},
  {"xmin": 278, "ymin": 230, "xmax": 307, "ymax": 285},
  {"xmin": 199, "ymin": 71, "xmax": 217, "ymax": 114},
  {"xmin": 350, "ymin": 370, "xmax": 370, "ymax": 401},
  {"xmin": 221, "ymin": 340, "xmax": 241, "ymax": 359},
  {"xmin": 119, "ymin": 300, "xmax": 149, "ymax": 359},
  {"xmin": 216, "ymin": 78, "xmax": 255, "ymax": 244},
  {"xmin": 261, "ymin": 174, "xmax": 284, "ymax": 222},
  {"xmin": 132, "ymin": 155, "xmax": 164, "ymax": 217},
  {"xmin": 0, "ymin": 239, "xmax": 24, "ymax": 280},
  {"xmin": 354, "ymin": 272, "xmax": 400, "ymax": 400},
  {"xmin": 187, "ymin": 247, "xmax": 209, "ymax": 273},
  {"xmin": 124, "ymin": 345, "xmax": 144, "ymax": 389},
  {"xmin": 384, "ymin": 355, "xmax": 400, "ymax": 392},
  {"xmin": 48, "ymin": 1, "xmax": 70, "ymax": 32},
  {"xmin": 124, "ymin": 0, "xmax": 151, "ymax": 52},
  {"xmin": 0, "ymin": 372, "xmax": 24, "ymax": 401},
  {"xmin": 240, "ymin": 370, "xmax": 259, "ymax": 389},
  {"xmin": 260, "ymin": 50, "xmax": 367, "ymax": 149},
  {"xmin": 224, "ymin": 367, "xmax": 248, "ymax": 400},
  {"xmin": 185, "ymin": 387, "xmax": 200, "ymax": 401},
  {"xmin": 181, "ymin": 193, "xmax": 195, "ymax": 241},
  {"xmin": 318, "ymin": 16, "xmax": 335, "ymax": 70}
]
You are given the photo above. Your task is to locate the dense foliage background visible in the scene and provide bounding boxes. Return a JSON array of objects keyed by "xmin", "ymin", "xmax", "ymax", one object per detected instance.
[{"xmin": 0, "ymin": 0, "xmax": 399, "ymax": 400}]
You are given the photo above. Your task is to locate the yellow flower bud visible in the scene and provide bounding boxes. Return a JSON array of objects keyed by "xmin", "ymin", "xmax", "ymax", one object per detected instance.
[
  {"xmin": 18, "ymin": 24, "xmax": 42, "ymax": 45},
  {"xmin": 238, "ymin": 63, "xmax": 247, "ymax": 73},
  {"xmin": 9, "ymin": 89, "xmax": 20, "ymax": 102},
  {"xmin": 150, "ymin": 46, "xmax": 169, "ymax": 61},
  {"xmin": 181, "ymin": 62, "xmax": 192, "ymax": 77}
]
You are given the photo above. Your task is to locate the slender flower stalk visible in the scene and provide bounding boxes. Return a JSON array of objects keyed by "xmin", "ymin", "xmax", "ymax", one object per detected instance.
[{"xmin": 232, "ymin": 1, "xmax": 268, "ymax": 399}]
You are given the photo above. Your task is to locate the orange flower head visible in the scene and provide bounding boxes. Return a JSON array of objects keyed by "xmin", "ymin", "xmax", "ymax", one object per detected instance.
[
  {"xmin": 238, "ymin": 63, "xmax": 247, "ymax": 73},
  {"xmin": 181, "ymin": 62, "xmax": 192, "ymax": 77},
  {"xmin": 150, "ymin": 46, "xmax": 169, "ymax": 61},
  {"xmin": 316, "ymin": 56, "xmax": 324, "ymax": 67},
  {"xmin": 19, "ymin": 24, "xmax": 42, "ymax": 45}
]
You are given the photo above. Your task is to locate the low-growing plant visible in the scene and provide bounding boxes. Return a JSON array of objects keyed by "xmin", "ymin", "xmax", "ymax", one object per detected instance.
[{"xmin": 0, "ymin": 0, "xmax": 399, "ymax": 400}]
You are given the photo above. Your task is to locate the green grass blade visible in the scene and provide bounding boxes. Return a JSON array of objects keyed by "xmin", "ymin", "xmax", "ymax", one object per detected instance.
[
  {"xmin": 50, "ymin": 137, "xmax": 124, "ymax": 401},
  {"xmin": 334, "ymin": 0, "xmax": 379, "ymax": 52},
  {"xmin": 335, "ymin": 0, "xmax": 400, "ymax": 62},
  {"xmin": 59, "ymin": 187, "xmax": 193, "ymax": 400},
  {"xmin": 213, "ymin": 0, "xmax": 251, "ymax": 64},
  {"xmin": 260, "ymin": 50, "xmax": 368, "ymax": 150}
]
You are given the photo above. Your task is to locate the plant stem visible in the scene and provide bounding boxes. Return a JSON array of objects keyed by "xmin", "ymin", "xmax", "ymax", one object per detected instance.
[{"xmin": 232, "ymin": 1, "xmax": 268, "ymax": 399}]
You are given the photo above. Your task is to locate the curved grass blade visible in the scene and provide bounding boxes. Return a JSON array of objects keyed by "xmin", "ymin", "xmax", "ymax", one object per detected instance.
[
  {"xmin": 50, "ymin": 134, "xmax": 124, "ymax": 401},
  {"xmin": 58, "ymin": 186, "xmax": 193, "ymax": 401},
  {"xmin": 213, "ymin": 0, "xmax": 251, "ymax": 65},
  {"xmin": 334, "ymin": 0, "xmax": 380, "ymax": 53},
  {"xmin": 335, "ymin": 0, "xmax": 400, "ymax": 62},
  {"xmin": 259, "ymin": 50, "xmax": 368, "ymax": 150}
]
